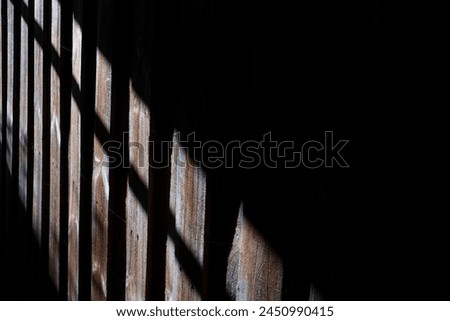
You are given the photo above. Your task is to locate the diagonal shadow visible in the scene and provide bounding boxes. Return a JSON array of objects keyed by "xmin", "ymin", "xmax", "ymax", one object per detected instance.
[
  {"xmin": 6, "ymin": 0, "xmax": 369, "ymax": 301},
  {"xmin": 8, "ymin": 0, "xmax": 213, "ymax": 300}
]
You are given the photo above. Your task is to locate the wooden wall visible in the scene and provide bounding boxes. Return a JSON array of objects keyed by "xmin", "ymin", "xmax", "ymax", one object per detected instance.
[
  {"xmin": 2, "ymin": 0, "xmax": 447, "ymax": 301},
  {"xmin": 0, "ymin": 0, "xmax": 289, "ymax": 300}
]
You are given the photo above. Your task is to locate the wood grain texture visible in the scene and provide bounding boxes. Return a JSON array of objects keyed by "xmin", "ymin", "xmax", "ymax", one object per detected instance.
[
  {"xmin": 124, "ymin": 0, "xmax": 150, "ymax": 300},
  {"xmin": 67, "ymin": 0, "xmax": 83, "ymax": 301},
  {"xmin": 4, "ymin": 0, "xmax": 15, "ymax": 275},
  {"xmin": 125, "ymin": 87, "xmax": 149, "ymax": 300},
  {"xmin": 5, "ymin": 0, "xmax": 14, "ymax": 197},
  {"xmin": 32, "ymin": 0, "xmax": 44, "ymax": 259},
  {"xmin": 31, "ymin": 0, "xmax": 45, "ymax": 297},
  {"xmin": 0, "ymin": 0, "xmax": 300, "ymax": 300},
  {"xmin": 18, "ymin": 0, "xmax": 31, "ymax": 298},
  {"xmin": 48, "ymin": 0, "xmax": 61, "ymax": 294},
  {"xmin": 18, "ymin": 0, "xmax": 29, "ymax": 213},
  {"xmin": 91, "ymin": 0, "xmax": 113, "ymax": 300},
  {"xmin": 227, "ymin": 203, "xmax": 283, "ymax": 300},
  {"xmin": 166, "ymin": 132, "xmax": 207, "ymax": 300}
]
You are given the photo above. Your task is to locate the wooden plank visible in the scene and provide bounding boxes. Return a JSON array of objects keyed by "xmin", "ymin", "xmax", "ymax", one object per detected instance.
[
  {"xmin": 18, "ymin": 0, "xmax": 29, "ymax": 220},
  {"xmin": 4, "ymin": 0, "xmax": 15, "ymax": 274},
  {"xmin": 58, "ymin": 0, "xmax": 72, "ymax": 299},
  {"xmin": 76, "ymin": 0, "xmax": 96, "ymax": 300},
  {"xmin": 32, "ymin": 0, "xmax": 44, "ymax": 262},
  {"xmin": 48, "ymin": 0, "xmax": 61, "ymax": 294},
  {"xmin": 165, "ymin": 132, "xmax": 207, "ymax": 300},
  {"xmin": 124, "ymin": 0, "xmax": 150, "ymax": 300},
  {"xmin": 10, "ymin": 0, "xmax": 21, "ymax": 297},
  {"xmin": 5, "ymin": 0, "xmax": 14, "ymax": 202},
  {"xmin": 104, "ymin": 0, "xmax": 130, "ymax": 300},
  {"xmin": 228, "ymin": 203, "xmax": 283, "ymax": 300},
  {"xmin": 32, "ymin": 0, "xmax": 45, "ymax": 296},
  {"xmin": 17, "ymin": 0, "xmax": 31, "ymax": 298},
  {"xmin": 3, "ymin": 0, "xmax": 15, "ymax": 299},
  {"xmin": 125, "ymin": 87, "xmax": 149, "ymax": 300},
  {"xmin": 67, "ymin": 0, "xmax": 83, "ymax": 301},
  {"xmin": 91, "ymin": 0, "xmax": 113, "ymax": 300}
]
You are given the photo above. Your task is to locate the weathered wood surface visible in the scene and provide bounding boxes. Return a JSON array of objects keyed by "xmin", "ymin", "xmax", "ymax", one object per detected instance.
[
  {"xmin": 91, "ymin": 0, "xmax": 113, "ymax": 301},
  {"xmin": 18, "ymin": 0, "xmax": 31, "ymax": 298},
  {"xmin": 166, "ymin": 133, "xmax": 208, "ymax": 300},
  {"xmin": 18, "ymin": 0, "xmax": 29, "ymax": 214},
  {"xmin": 124, "ymin": 0, "xmax": 152, "ymax": 301},
  {"xmin": 48, "ymin": 0, "xmax": 61, "ymax": 294},
  {"xmin": 5, "ymin": 0, "xmax": 14, "ymax": 218},
  {"xmin": 4, "ymin": 0, "xmax": 15, "ymax": 290},
  {"xmin": 227, "ymin": 203, "xmax": 283, "ymax": 300},
  {"xmin": 31, "ymin": 0, "xmax": 45, "ymax": 297},
  {"xmin": 67, "ymin": 0, "xmax": 83, "ymax": 301},
  {"xmin": 32, "ymin": 0, "xmax": 44, "ymax": 262},
  {"xmin": 125, "ymin": 88, "xmax": 150, "ymax": 300},
  {"xmin": 0, "ymin": 0, "xmax": 292, "ymax": 301}
]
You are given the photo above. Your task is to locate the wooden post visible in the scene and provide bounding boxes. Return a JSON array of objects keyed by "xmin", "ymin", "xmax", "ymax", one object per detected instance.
[
  {"xmin": 91, "ymin": 0, "xmax": 113, "ymax": 300},
  {"xmin": 68, "ymin": 0, "xmax": 83, "ymax": 301}
]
